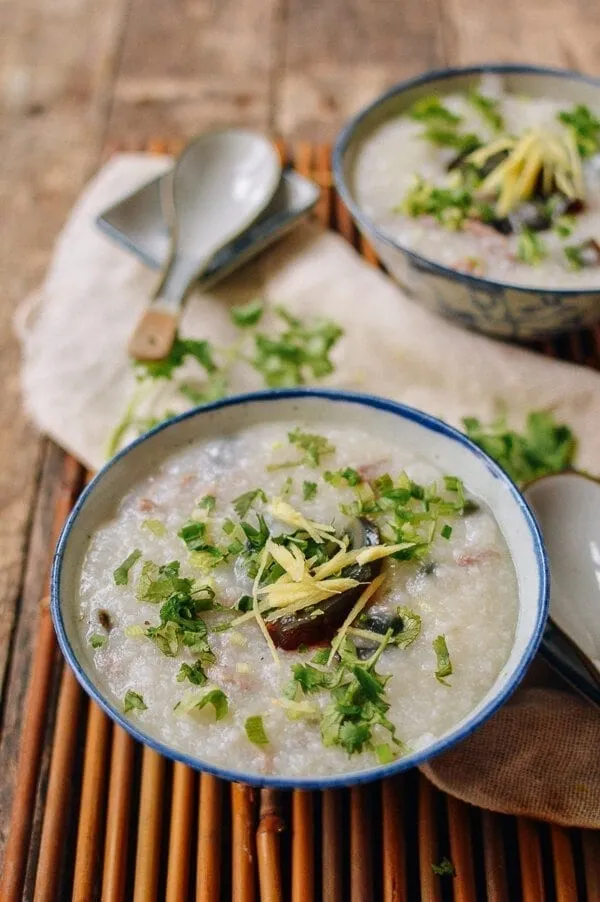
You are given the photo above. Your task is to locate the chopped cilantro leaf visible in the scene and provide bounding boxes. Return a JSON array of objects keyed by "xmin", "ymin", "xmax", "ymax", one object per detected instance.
[
  {"xmin": 230, "ymin": 298, "xmax": 265, "ymax": 327},
  {"xmin": 251, "ymin": 308, "xmax": 343, "ymax": 387},
  {"xmin": 244, "ymin": 715, "xmax": 270, "ymax": 745},
  {"xmin": 142, "ymin": 519, "xmax": 166, "ymax": 537},
  {"xmin": 178, "ymin": 521, "xmax": 207, "ymax": 551},
  {"xmin": 89, "ymin": 633, "xmax": 107, "ymax": 649},
  {"xmin": 373, "ymin": 473, "xmax": 394, "ymax": 495},
  {"xmin": 311, "ymin": 648, "xmax": 331, "ymax": 665},
  {"xmin": 409, "ymin": 95, "xmax": 462, "ymax": 126},
  {"xmin": 233, "ymin": 488, "xmax": 267, "ymax": 519},
  {"xmin": 422, "ymin": 129, "xmax": 481, "ymax": 154},
  {"xmin": 400, "ymin": 178, "xmax": 474, "ymax": 231},
  {"xmin": 558, "ymin": 104, "xmax": 600, "ymax": 158},
  {"xmin": 189, "ymin": 547, "xmax": 226, "ymax": 571},
  {"xmin": 177, "ymin": 660, "xmax": 208, "ymax": 685},
  {"xmin": 554, "ymin": 215, "xmax": 575, "ymax": 238},
  {"xmin": 198, "ymin": 495, "xmax": 216, "ymax": 512},
  {"xmin": 394, "ymin": 608, "xmax": 422, "ymax": 648},
  {"xmin": 564, "ymin": 243, "xmax": 585, "ymax": 270},
  {"xmin": 375, "ymin": 743, "xmax": 396, "ymax": 764},
  {"xmin": 236, "ymin": 594, "xmax": 254, "ymax": 613},
  {"xmin": 432, "ymin": 857, "xmax": 456, "ymax": 877},
  {"xmin": 517, "ymin": 228, "xmax": 547, "ymax": 266},
  {"xmin": 141, "ymin": 576, "xmax": 216, "ymax": 659},
  {"xmin": 324, "ymin": 467, "xmax": 362, "ymax": 487},
  {"xmin": 136, "ymin": 560, "xmax": 193, "ymax": 604},
  {"xmin": 137, "ymin": 336, "xmax": 217, "ymax": 381},
  {"xmin": 124, "ymin": 690, "xmax": 147, "ymax": 713},
  {"xmin": 175, "ymin": 688, "xmax": 228, "ymax": 720},
  {"xmin": 113, "ymin": 549, "xmax": 142, "ymax": 586},
  {"xmin": 288, "ymin": 428, "xmax": 335, "ymax": 466},
  {"xmin": 240, "ymin": 514, "xmax": 270, "ymax": 551},
  {"xmin": 468, "ymin": 89, "xmax": 504, "ymax": 131},
  {"xmin": 463, "ymin": 411, "xmax": 576, "ymax": 486},
  {"xmin": 303, "ymin": 480, "xmax": 318, "ymax": 501},
  {"xmin": 287, "ymin": 663, "xmax": 334, "ymax": 696},
  {"xmin": 433, "ymin": 635, "xmax": 452, "ymax": 685},
  {"xmin": 441, "ymin": 524, "xmax": 453, "ymax": 540}
]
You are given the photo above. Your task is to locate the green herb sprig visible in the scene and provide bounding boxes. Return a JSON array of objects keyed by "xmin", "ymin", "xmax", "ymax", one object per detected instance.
[{"xmin": 463, "ymin": 411, "xmax": 576, "ymax": 486}]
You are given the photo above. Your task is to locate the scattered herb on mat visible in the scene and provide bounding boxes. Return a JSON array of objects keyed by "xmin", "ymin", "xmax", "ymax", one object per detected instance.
[
  {"xmin": 463, "ymin": 411, "xmax": 576, "ymax": 486},
  {"xmin": 432, "ymin": 857, "xmax": 456, "ymax": 877}
]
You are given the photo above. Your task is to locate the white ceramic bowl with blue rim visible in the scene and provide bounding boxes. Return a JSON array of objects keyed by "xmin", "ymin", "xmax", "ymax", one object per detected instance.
[
  {"xmin": 51, "ymin": 389, "xmax": 549, "ymax": 789},
  {"xmin": 333, "ymin": 64, "xmax": 600, "ymax": 341}
]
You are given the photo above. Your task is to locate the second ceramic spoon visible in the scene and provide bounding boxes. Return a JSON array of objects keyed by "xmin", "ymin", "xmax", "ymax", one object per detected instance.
[
  {"xmin": 128, "ymin": 129, "xmax": 281, "ymax": 361},
  {"xmin": 524, "ymin": 471, "xmax": 600, "ymax": 707}
]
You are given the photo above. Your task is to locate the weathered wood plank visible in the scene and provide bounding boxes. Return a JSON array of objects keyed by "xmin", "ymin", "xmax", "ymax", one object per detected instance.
[
  {"xmin": 0, "ymin": 0, "xmax": 130, "ymax": 698},
  {"xmin": 438, "ymin": 0, "xmax": 600, "ymax": 72},
  {"xmin": 275, "ymin": 0, "xmax": 444, "ymax": 140},
  {"xmin": 106, "ymin": 0, "xmax": 282, "ymax": 142}
]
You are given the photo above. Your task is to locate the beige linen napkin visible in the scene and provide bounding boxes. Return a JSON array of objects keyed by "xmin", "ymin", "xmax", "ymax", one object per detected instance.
[{"xmin": 16, "ymin": 154, "xmax": 600, "ymax": 826}]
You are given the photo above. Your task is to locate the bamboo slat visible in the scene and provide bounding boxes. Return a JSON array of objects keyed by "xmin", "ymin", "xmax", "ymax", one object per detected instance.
[
  {"xmin": 481, "ymin": 811, "xmax": 509, "ymax": 902},
  {"xmin": 582, "ymin": 830, "xmax": 600, "ymax": 899},
  {"xmin": 71, "ymin": 703, "xmax": 111, "ymax": 902},
  {"xmin": 382, "ymin": 776, "xmax": 406, "ymax": 902},
  {"xmin": 165, "ymin": 764, "xmax": 196, "ymax": 902},
  {"xmin": 231, "ymin": 783, "xmax": 256, "ymax": 902},
  {"xmin": 550, "ymin": 826, "xmax": 578, "ymax": 902},
  {"xmin": 321, "ymin": 790, "xmax": 343, "ymax": 902},
  {"xmin": 133, "ymin": 748, "xmax": 167, "ymax": 902},
  {"xmin": 197, "ymin": 773, "xmax": 224, "ymax": 902},
  {"xmin": 101, "ymin": 727, "xmax": 135, "ymax": 902},
  {"xmin": 446, "ymin": 796, "xmax": 477, "ymax": 902},
  {"xmin": 33, "ymin": 668, "xmax": 83, "ymax": 902},
  {"xmin": 292, "ymin": 791, "xmax": 314, "ymax": 902},
  {"xmin": 0, "ymin": 454, "xmax": 83, "ymax": 902},
  {"xmin": 516, "ymin": 818, "xmax": 545, "ymax": 902},
  {"xmin": 418, "ymin": 775, "xmax": 442, "ymax": 902},
  {"xmin": 350, "ymin": 785, "xmax": 373, "ymax": 902},
  {"xmin": 256, "ymin": 789, "xmax": 285, "ymax": 902}
]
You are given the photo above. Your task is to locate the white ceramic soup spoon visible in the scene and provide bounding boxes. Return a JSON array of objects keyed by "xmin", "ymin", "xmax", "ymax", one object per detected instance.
[
  {"xmin": 128, "ymin": 129, "xmax": 281, "ymax": 361},
  {"xmin": 524, "ymin": 471, "xmax": 600, "ymax": 707}
]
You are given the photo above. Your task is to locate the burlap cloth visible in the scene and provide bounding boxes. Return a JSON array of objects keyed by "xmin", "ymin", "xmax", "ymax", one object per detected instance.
[{"xmin": 15, "ymin": 155, "xmax": 600, "ymax": 828}]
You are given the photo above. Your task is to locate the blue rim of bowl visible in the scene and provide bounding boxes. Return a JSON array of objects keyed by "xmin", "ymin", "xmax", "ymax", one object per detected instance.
[
  {"xmin": 333, "ymin": 62, "xmax": 600, "ymax": 296},
  {"xmin": 51, "ymin": 388, "xmax": 549, "ymax": 789}
]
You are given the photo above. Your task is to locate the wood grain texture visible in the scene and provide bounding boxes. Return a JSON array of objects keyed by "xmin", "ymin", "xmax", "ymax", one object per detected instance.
[
  {"xmin": 438, "ymin": 0, "xmax": 600, "ymax": 71},
  {"xmin": 0, "ymin": 0, "xmax": 129, "ymax": 700},
  {"xmin": 276, "ymin": 0, "xmax": 445, "ymax": 139},
  {"xmin": 481, "ymin": 812, "xmax": 509, "ymax": 902},
  {"xmin": 101, "ymin": 727, "xmax": 135, "ymax": 902},
  {"xmin": 381, "ymin": 776, "xmax": 406, "ymax": 902},
  {"xmin": 106, "ymin": 0, "xmax": 282, "ymax": 142},
  {"xmin": 71, "ymin": 703, "xmax": 111, "ymax": 902},
  {"xmin": 516, "ymin": 819, "xmax": 545, "ymax": 902}
]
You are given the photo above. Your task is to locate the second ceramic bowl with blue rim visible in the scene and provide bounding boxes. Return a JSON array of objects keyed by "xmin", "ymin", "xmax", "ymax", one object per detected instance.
[
  {"xmin": 333, "ymin": 64, "xmax": 600, "ymax": 341},
  {"xmin": 51, "ymin": 389, "xmax": 549, "ymax": 789}
]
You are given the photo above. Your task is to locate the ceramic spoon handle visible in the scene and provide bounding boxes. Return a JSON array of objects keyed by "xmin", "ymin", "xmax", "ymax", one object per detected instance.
[
  {"xmin": 128, "ymin": 254, "xmax": 206, "ymax": 361},
  {"xmin": 541, "ymin": 619, "xmax": 600, "ymax": 709}
]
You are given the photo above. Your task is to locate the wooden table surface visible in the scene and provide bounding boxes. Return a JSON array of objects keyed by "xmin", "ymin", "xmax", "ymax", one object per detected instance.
[{"xmin": 1, "ymin": 0, "xmax": 600, "ymax": 865}]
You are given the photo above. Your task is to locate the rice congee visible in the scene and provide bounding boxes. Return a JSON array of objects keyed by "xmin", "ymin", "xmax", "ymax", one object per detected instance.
[
  {"xmin": 353, "ymin": 75, "xmax": 600, "ymax": 287},
  {"xmin": 79, "ymin": 421, "xmax": 518, "ymax": 778}
]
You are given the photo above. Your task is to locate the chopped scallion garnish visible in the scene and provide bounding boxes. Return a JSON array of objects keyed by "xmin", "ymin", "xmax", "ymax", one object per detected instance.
[{"xmin": 244, "ymin": 714, "xmax": 270, "ymax": 746}]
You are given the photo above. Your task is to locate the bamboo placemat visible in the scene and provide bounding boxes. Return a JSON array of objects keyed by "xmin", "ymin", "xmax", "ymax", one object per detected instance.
[{"xmin": 2, "ymin": 141, "xmax": 600, "ymax": 902}]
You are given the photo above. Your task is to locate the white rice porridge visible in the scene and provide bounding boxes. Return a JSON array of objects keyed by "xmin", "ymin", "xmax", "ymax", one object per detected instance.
[
  {"xmin": 354, "ymin": 75, "xmax": 600, "ymax": 287},
  {"xmin": 79, "ymin": 421, "xmax": 518, "ymax": 778}
]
